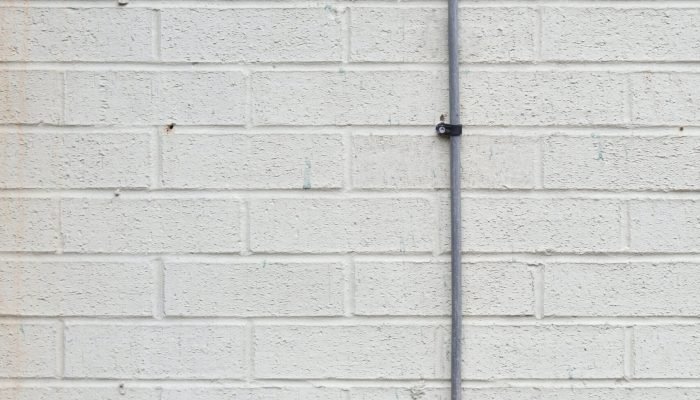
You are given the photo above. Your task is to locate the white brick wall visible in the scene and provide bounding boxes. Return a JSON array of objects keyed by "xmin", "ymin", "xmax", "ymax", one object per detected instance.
[{"xmin": 2, "ymin": 1, "xmax": 699, "ymax": 398}]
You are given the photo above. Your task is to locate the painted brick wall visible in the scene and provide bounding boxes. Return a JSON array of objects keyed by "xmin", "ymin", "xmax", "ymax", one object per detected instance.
[{"xmin": 1, "ymin": 1, "xmax": 699, "ymax": 399}]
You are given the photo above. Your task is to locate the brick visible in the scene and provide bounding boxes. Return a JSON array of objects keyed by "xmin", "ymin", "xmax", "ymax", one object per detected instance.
[
  {"xmin": 0, "ymin": 198, "xmax": 58, "ymax": 252},
  {"xmin": 631, "ymin": 73, "xmax": 700, "ymax": 125},
  {"xmin": 165, "ymin": 262, "xmax": 344, "ymax": 316},
  {"xmin": 65, "ymin": 325, "xmax": 246, "ymax": 379},
  {"xmin": 61, "ymin": 199, "xmax": 240, "ymax": 253},
  {"xmin": 249, "ymin": 198, "xmax": 434, "ymax": 253},
  {"xmin": 440, "ymin": 198, "xmax": 623, "ymax": 253},
  {"xmin": 462, "ymin": 72, "xmax": 626, "ymax": 126},
  {"xmin": 255, "ymin": 325, "xmax": 442, "ymax": 379},
  {"xmin": 162, "ymin": 134, "xmax": 344, "ymax": 189},
  {"xmin": 544, "ymin": 135, "xmax": 700, "ymax": 190},
  {"xmin": 0, "ymin": 71, "xmax": 63, "ymax": 124},
  {"xmin": 545, "ymin": 263, "xmax": 700, "ymax": 316},
  {"xmin": 542, "ymin": 8, "xmax": 700, "ymax": 61},
  {"xmin": 354, "ymin": 262, "xmax": 534, "ymax": 316},
  {"xmin": 65, "ymin": 72, "xmax": 246, "ymax": 125},
  {"xmin": 351, "ymin": 7, "xmax": 536, "ymax": 62},
  {"xmin": 0, "ymin": 261, "xmax": 154, "ymax": 316},
  {"xmin": 635, "ymin": 326, "xmax": 700, "ymax": 378},
  {"xmin": 351, "ymin": 388, "xmax": 700, "ymax": 400},
  {"xmin": 0, "ymin": 388, "xmax": 157, "ymax": 400},
  {"xmin": 0, "ymin": 8, "xmax": 154, "ymax": 61},
  {"xmin": 464, "ymin": 325, "xmax": 624, "ymax": 379},
  {"xmin": 0, "ymin": 133, "xmax": 150, "ymax": 189},
  {"xmin": 163, "ymin": 388, "xmax": 345, "ymax": 400},
  {"xmin": 252, "ymin": 71, "xmax": 446, "ymax": 126},
  {"xmin": 352, "ymin": 135, "xmax": 537, "ymax": 189},
  {"xmin": 162, "ymin": 8, "xmax": 341, "ymax": 62},
  {"xmin": 0, "ymin": 323, "xmax": 57, "ymax": 377},
  {"xmin": 629, "ymin": 200, "xmax": 700, "ymax": 253}
]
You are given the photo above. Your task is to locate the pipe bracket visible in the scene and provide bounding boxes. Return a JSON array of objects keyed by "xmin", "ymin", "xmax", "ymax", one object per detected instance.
[{"xmin": 436, "ymin": 122, "xmax": 462, "ymax": 137}]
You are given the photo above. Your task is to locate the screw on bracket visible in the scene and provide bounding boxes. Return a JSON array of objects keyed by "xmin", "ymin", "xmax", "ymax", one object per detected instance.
[{"xmin": 436, "ymin": 122, "xmax": 462, "ymax": 137}]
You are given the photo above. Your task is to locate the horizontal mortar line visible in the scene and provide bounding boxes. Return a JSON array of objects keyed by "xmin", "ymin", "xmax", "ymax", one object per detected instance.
[
  {"xmin": 0, "ymin": 121, "xmax": 700, "ymax": 131},
  {"xmin": 2, "ymin": 251, "xmax": 700, "ymax": 258},
  {"xmin": 2, "ymin": 252, "xmax": 700, "ymax": 264},
  {"xmin": 1, "ymin": 125, "xmax": 698, "ymax": 137},
  {"xmin": 4, "ymin": 0, "xmax": 700, "ymax": 8},
  {"xmin": 2, "ymin": 188, "xmax": 700, "ymax": 199},
  {"xmin": 6, "ymin": 377, "xmax": 700, "ymax": 389},
  {"xmin": 5, "ymin": 315, "xmax": 700, "ymax": 326},
  {"xmin": 2, "ymin": 61, "xmax": 700, "ymax": 72}
]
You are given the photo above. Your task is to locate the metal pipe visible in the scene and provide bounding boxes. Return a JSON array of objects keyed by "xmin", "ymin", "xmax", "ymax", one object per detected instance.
[{"xmin": 447, "ymin": 0, "xmax": 462, "ymax": 399}]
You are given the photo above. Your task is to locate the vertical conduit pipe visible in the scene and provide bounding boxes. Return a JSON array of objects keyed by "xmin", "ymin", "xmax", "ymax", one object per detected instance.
[{"xmin": 447, "ymin": 0, "xmax": 463, "ymax": 399}]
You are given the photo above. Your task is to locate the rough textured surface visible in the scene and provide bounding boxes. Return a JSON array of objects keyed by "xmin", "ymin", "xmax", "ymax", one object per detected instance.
[
  {"xmin": 65, "ymin": 325, "xmax": 246, "ymax": 379},
  {"xmin": 635, "ymin": 326, "xmax": 700, "ymax": 378},
  {"xmin": 165, "ymin": 262, "xmax": 344, "ymax": 316},
  {"xmin": 255, "ymin": 325, "xmax": 443, "ymax": 379},
  {"xmin": 542, "ymin": 8, "xmax": 700, "ymax": 61},
  {"xmin": 250, "ymin": 198, "xmax": 434, "ymax": 253},
  {"xmin": 354, "ymin": 262, "xmax": 534, "ymax": 316},
  {"xmin": 352, "ymin": 135, "xmax": 537, "ymax": 189},
  {"xmin": 253, "ymin": 71, "xmax": 447, "ymax": 125},
  {"xmin": 461, "ymin": 72, "xmax": 626, "ymax": 125},
  {"xmin": 0, "ymin": 133, "xmax": 151, "ymax": 188},
  {"xmin": 65, "ymin": 72, "xmax": 247, "ymax": 125},
  {"xmin": 0, "ymin": 324, "xmax": 57, "ymax": 378},
  {"xmin": 0, "ymin": 8, "xmax": 154, "ymax": 61},
  {"xmin": 162, "ymin": 8, "xmax": 342, "ymax": 62},
  {"xmin": 61, "ymin": 199, "xmax": 241, "ymax": 253},
  {"xmin": 631, "ymin": 73, "xmax": 700, "ymax": 125},
  {"xmin": 0, "ymin": 71, "xmax": 63, "ymax": 124},
  {"xmin": 0, "ymin": 388, "xmax": 157, "ymax": 400},
  {"xmin": 0, "ymin": 261, "xmax": 154, "ymax": 316},
  {"xmin": 351, "ymin": 7, "xmax": 536, "ymax": 62},
  {"xmin": 0, "ymin": 198, "xmax": 58, "ymax": 252},
  {"xmin": 629, "ymin": 200, "xmax": 700, "ymax": 253},
  {"xmin": 2, "ymin": 2, "xmax": 699, "ymax": 397},
  {"xmin": 545, "ymin": 263, "xmax": 700, "ymax": 316},
  {"xmin": 162, "ymin": 134, "xmax": 344, "ymax": 189},
  {"xmin": 163, "ymin": 388, "xmax": 346, "ymax": 400},
  {"xmin": 544, "ymin": 135, "xmax": 700, "ymax": 190},
  {"xmin": 441, "ymin": 198, "xmax": 623, "ymax": 253},
  {"xmin": 463, "ymin": 325, "xmax": 625, "ymax": 379}
]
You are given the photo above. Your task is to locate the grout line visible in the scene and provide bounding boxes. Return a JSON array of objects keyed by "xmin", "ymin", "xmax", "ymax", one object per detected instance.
[
  {"xmin": 4, "ymin": 252, "xmax": 700, "ymax": 263},
  {"xmin": 2, "ymin": 188, "xmax": 700, "ymax": 201},
  {"xmin": 4, "ymin": 1, "xmax": 700, "ymax": 8},
  {"xmin": 624, "ymin": 327, "xmax": 635, "ymax": 380},
  {"xmin": 1, "ymin": 125, "xmax": 700, "ymax": 135},
  {"xmin": 8, "ymin": 315, "xmax": 700, "ymax": 327},
  {"xmin": 3, "ymin": 61, "xmax": 700, "ymax": 72}
]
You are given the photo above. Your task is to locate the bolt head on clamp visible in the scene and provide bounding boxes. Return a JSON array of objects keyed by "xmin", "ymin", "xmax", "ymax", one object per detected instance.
[{"xmin": 436, "ymin": 122, "xmax": 462, "ymax": 137}]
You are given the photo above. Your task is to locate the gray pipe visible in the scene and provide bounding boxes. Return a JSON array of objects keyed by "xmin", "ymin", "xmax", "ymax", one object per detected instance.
[{"xmin": 447, "ymin": 0, "xmax": 462, "ymax": 399}]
